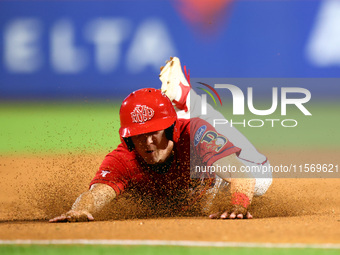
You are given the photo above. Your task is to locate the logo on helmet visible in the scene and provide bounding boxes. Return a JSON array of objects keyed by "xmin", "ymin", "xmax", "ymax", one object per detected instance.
[{"xmin": 131, "ymin": 105, "xmax": 155, "ymax": 123}]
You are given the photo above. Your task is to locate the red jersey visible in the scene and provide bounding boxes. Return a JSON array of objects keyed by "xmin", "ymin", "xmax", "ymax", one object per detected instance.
[{"xmin": 90, "ymin": 118, "xmax": 240, "ymax": 203}]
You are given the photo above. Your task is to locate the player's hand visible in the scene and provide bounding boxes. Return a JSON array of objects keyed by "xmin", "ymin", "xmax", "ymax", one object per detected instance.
[
  {"xmin": 209, "ymin": 205, "xmax": 253, "ymax": 219},
  {"xmin": 49, "ymin": 210, "xmax": 94, "ymax": 223}
]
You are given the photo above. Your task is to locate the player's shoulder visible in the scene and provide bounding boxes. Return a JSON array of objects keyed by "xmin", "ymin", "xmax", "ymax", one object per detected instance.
[
  {"xmin": 105, "ymin": 143, "xmax": 138, "ymax": 161},
  {"xmin": 177, "ymin": 118, "xmax": 192, "ymax": 137},
  {"xmin": 178, "ymin": 118, "xmax": 190, "ymax": 129},
  {"xmin": 177, "ymin": 117, "xmax": 214, "ymax": 142},
  {"xmin": 100, "ymin": 143, "xmax": 140, "ymax": 173},
  {"xmin": 190, "ymin": 117, "xmax": 211, "ymax": 127},
  {"xmin": 178, "ymin": 117, "xmax": 212, "ymax": 132}
]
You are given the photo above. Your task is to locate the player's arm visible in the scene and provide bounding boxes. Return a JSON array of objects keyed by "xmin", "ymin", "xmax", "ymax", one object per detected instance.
[
  {"xmin": 49, "ymin": 183, "xmax": 116, "ymax": 223},
  {"xmin": 210, "ymin": 153, "xmax": 256, "ymax": 219}
]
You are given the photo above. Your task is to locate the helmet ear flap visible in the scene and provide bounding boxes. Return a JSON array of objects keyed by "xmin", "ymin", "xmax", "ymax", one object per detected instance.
[
  {"xmin": 164, "ymin": 121, "xmax": 180, "ymax": 143},
  {"xmin": 164, "ymin": 123, "xmax": 174, "ymax": 141},
  {"xmin": 123, "ymin": 137, "xmax": 134, "ymax": 151}
]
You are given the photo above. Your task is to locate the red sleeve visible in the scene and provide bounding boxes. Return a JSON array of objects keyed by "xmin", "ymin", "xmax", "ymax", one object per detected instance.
[
  {"xmin": 89, "ymin": 144, "xmax": 133, "ymax": 195},
  {"xmin": 190, "ymin": 117, "xmax": 241, "ymax": 166}
]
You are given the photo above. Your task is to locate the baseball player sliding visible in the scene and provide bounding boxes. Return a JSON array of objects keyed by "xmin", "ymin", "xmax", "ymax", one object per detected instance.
[
  {"xmin": 50, "ymin": 57, "xmax": 272, "ymax": 223},
  {"xmin": 160, "ymin": 57, "xmax": 272, "ymax": 200}
]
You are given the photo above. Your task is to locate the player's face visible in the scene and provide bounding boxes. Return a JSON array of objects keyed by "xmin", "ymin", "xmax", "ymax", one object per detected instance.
[{"xmin": 131, "ymin": 129, "xmax": 174, "ymax": 165}]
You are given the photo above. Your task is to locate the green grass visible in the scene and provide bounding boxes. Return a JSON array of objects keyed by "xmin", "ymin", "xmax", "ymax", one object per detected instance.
[
  {"xmin": 0, "ymin": 245, "xmax": 339, "ymax": 255},
  {"xmin": 0, "ymin": 101, "xmax": 121, "ymax": 154},
  {"xmin": 0, "ymin": 101, "xmax": 339, "ymax": 154}
]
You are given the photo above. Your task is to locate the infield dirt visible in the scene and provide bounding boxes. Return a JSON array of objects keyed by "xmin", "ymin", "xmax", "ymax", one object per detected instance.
[{"xmin": 0, "ymin": 149, "xmax": 339, "ymax": 244}]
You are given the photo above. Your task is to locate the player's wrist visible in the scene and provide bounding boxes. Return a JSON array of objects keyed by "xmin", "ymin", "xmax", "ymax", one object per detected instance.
[{"xmin": 231, "ymin": 192, "xmax": 250, "ymax": 210}]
